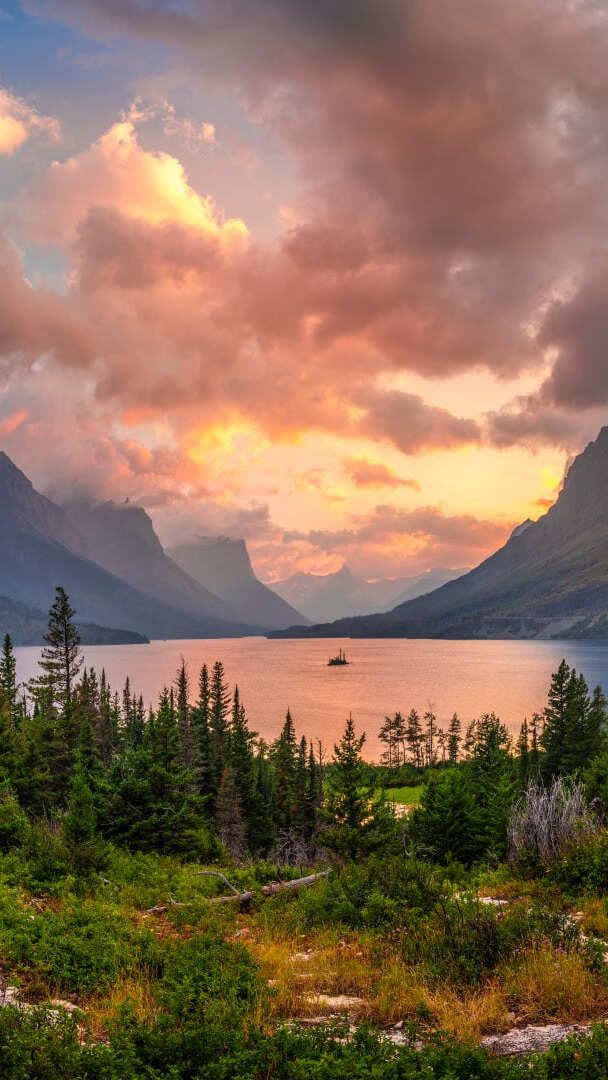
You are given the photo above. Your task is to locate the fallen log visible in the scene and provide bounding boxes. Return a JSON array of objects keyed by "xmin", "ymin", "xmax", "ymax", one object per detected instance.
[{"xmin": 145, "ymin": 869, "xmax": 331, "ymax": 914}]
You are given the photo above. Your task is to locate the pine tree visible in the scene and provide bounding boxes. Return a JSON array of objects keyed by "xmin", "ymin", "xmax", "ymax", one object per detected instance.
[
  {"xmin": 210, "ymin": 661, "xmax": 230, "ymax": 786},
  {"xmin": 541, "ymin": 662, "xmax": 605, "ymax": 778},
  {"xmin": 447, "ymin": 712, "xmax": 461, "ymax": 762},
  {"xmin": 541, "ymin": 659, "xmax": 572, "ymax": 778},
  {"xmin": 321, "ymin": 715, "xmax": 393, "ymax": 859},
  {"xmin": 34, "ymin": 587, "xmax": 83, "ymax": 716},
  {"xmin": 529, "ymin": 712, "xmax": 541, "ymax": 774},
  {"xmin": 0, "ymin": 634, "xmax": 18, "ymax": 724},
  {"xmin": 64, "ymin": 762, "xmax": 102, "ymax": 872},
  {"xmin": 424, "ymin": 709, "xmax": 438, "ymax": 765},
  {"xmin": 379, "ymin": 713, "xmax": 403, "ymax": 768},
  {"xmin": 517, "ymin": 717, "xmax": 529, "ymax": 787},
  {"xmin": 228, "ymin": 689, "xmax": 260, "ymax": 851},
  {"xmin": 293, "ymin": 736, "xmax": 310, "ymax": 833},
  {"xmin": 176, "ymin": 660, "xmax": 192, "ymax": 766},
  {"xmin": 29, "ymin": 588, "xmax": 84, "ymax": 799},
  {"xmin": 274, "ymin": 709, "xmax": 297, "ymax": 831},
  {"xmin": 406, "ymin": 709, "xmax": 423, "ymax": 767},
  {"xmin": 191, "ymin": 664, "xmax": 214, "ymax": 804},
  {"xmin": 215, "ymin": 766, "xmax": 247, "ymax": 861}
]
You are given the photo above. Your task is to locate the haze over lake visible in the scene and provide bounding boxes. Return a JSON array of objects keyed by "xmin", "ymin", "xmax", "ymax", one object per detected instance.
[{"xmin": 15, "ymin": 637, "xmax": 608, "ymax": 759}]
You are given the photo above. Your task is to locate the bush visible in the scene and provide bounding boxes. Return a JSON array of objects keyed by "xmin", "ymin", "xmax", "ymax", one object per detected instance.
[
  {"xmin": 551, "ymin": 832, "xmax": 608, "ymax": 893},
  {"xmin": 263, "ymin": 855, "xmax": 448, "ymax": 931},
  {"xmin": 508, "ymin": 778, "xmax": 597, "ymax": 869},
  {"xmin": 0, "ymin": 898, "xmax": 160, "ymax": 996},
  {"xmin": 0, "ymin": 785, "xmax": 29, "ymax": 854}
]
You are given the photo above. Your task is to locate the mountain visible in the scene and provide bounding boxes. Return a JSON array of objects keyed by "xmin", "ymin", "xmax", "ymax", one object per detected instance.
[
  {"xmin": 64, "ymin": 500, "xmax": 260, "ymax": 628},
  {"xmin": 269, "ymin": 564, "xmax": 460, "ymax": 623},
  {"xmin": 0, "ymin": 453, "xmax": 262, "ymax": 640},
  {"xmin": 0, "ymin": 595, "xmax": 148, "ymax": 646},
  {"xmin": 0, "ymin": 452, "xmax": 88, "ymax": 556},
  {"xmin": 167, "ymin": 536, "xmax": 310, "ymax": 630},
  {"xmin": 391, "ymin": 567, "xmax": 469, "ymax": 606},
  {"xmin": 270, "ymin": 426, "xmax": 608, "ymax": 640}
]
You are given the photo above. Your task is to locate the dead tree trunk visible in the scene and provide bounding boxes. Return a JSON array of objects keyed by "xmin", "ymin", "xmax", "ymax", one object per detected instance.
[{"xmin": 145, "ymin": 869, "xmax": 331, "ymax": 914}]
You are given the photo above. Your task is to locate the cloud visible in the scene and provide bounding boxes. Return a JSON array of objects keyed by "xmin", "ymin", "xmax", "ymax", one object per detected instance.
[
  {"xmin": 354, "ymin": 387, "xmax": 482, "ymax": 454},
  {"xmin": 343, "ymin": 457, "xmax": 419, "ymax": 489},
  {"xmin": 20, "ymin": 117, "xmax": 245, "ymax": 246},
  {"xmin": 29, "ymin": 0, "xmax": 608, "ymax": 393},
  {"xmin": 281, "ymin": 502, "xmax": 511, "ymax": 578},
  {"xmin": 9, "ymin": 0, "xmax": 608, "ymax": 578},
  {"xmin": 0, "ymin": 85, "xmax": 59, "ymax": 155},
  {"xmin": 484, "ymin": 400, "xmax": 581, "ymax": 450}
]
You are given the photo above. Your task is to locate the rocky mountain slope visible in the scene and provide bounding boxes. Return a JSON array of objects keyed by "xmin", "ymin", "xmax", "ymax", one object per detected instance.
[
  {"xmin": 0, "ymin": 454, "xmax": 262, "ymax": 640},
  {"xmin": 168, "ymin": 536, "xmax": 309, "ymax": 630},
  {"xmin": 65, "ymin": 500, "xmax": 257, "ymax": 628}
]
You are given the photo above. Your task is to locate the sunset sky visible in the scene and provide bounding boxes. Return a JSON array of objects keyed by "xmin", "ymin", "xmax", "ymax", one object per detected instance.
[{"xmin": 1, "ymin": 0, "xmax": 608, "ymax": 582}]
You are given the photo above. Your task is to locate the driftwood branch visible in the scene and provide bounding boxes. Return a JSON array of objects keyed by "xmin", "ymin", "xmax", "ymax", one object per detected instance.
[
  {"xmin": 145, "ymin": 869, "xmax": 331, "ymax": 914},
  {"xmin": 194, "ymin": 870, "xmax": 241, "ymax": 896}
]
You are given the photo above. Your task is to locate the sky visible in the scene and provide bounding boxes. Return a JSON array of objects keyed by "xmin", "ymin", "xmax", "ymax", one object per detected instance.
[{"xmin": 1, "ymin": 0, "xmax": 608, "ymax": 583}]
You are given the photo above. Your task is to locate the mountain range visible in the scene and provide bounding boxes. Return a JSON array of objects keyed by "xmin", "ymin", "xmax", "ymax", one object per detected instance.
[
  {"xmin": 270, "ymin": 426, "xmax": 608, "ymax": 640},
  {"xmin": 0, "ymin": 453, "xmax": 305, "ymax": 643},
  {"xmin": 269, "ymin": 564, "xmax": 465, "ymax": 623}
]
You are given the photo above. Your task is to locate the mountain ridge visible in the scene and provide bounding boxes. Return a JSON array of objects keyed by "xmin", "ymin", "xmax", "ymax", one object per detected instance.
[{"xmin": 269, "ymin": 426, "xmax": 608, "ymax": 640}]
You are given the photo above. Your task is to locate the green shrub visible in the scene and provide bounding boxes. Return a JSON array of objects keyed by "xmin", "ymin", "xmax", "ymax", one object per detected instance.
[
  {"xmin": 551, "ymin": 833, "xmax": 608, "ymax": 893},
  {"xmin": 0, "ymin": 898, "xmax": 160, "ymax": 996},
  {"xmin": 0, "ymin": 785, "xmax": 29, "ymax": 854}
]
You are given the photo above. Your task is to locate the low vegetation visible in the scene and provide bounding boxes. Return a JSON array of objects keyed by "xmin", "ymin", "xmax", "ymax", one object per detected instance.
[{"xmin": 3, "ymin": 588, "xmax": 608, "ymax": 1076}]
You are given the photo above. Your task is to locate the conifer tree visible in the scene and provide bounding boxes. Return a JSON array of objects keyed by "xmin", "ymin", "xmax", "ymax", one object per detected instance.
[
  {"xmin": 517, "ymin": 717, "xmax": 530, "ymax": 787},
  {"xmin": 64, "ymin": 761, "xmax": 102, "ymax": 872},
  {"xmin": 274, "ymin": 709, "xmax": 297, "ymax": 831},
  {"xmin": 379, "ymin": 713, "xmax": 402, "ymax": 768},
  {"xmin": 321, "ymin": 715, "xmax": 392, "ymax": 859},
  {"xmin": 35, "ymin": 587, "xmax": 83, "ymax": 717},
  {"xmin": 215, "ymin": 766, "xmax": 247, "ymax": 861},
  {"xmin": 210, "ymin": 660, "xmax": 230, "ymax": 785},
  {"xmin": 541, "ymin": 662, "xmax": 605, "ymax": 778},
  {"xmin": 447, "ymin": 712, "xmax": 461, "ymax": 762},
  {"xmin": 191, "ymin": 664, "xmax": 214, "ymax": 804},
  {"xmin": 529, "ymin": 712, "xmax": 541, "ymax": 774},
  {"xmin": 176, "ymin": 660, "xmax": 191, "ymax": 765},
  {"xmin": 228, "ymin": 688, "xmax": 261, "ymax": 850},
  {"xmin": 424, "ymin": 709, "xmax": 438, "ymax": 765},
  {"xmin": 307, "ymin": 739, "xmax": 323, "ymax": 832},
  {"xmin": 406, "ymin": 709, "xmax": 423, "ymax": 767},
  {"xmin": 0, "ymin": 634, "xmax": 18, "ymax": 724},
  {"xmin": 293, "ymin": 736, "xmax": 310, "ymax": 833}
]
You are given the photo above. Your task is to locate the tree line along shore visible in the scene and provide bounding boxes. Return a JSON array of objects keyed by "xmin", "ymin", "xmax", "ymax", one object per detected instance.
[{"xmin": 3, "ymin": 587, "xmax": 608, "ymax": 1077}]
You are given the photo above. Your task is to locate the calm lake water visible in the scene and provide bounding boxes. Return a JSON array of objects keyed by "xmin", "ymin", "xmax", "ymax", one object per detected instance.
[{"xmin": 14, "ymin": 637, "xmax": 608, "ymax": 760}]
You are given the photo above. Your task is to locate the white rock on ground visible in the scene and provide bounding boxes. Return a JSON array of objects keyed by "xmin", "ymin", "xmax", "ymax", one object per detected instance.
[{"xmin": 481, "ymin": 1022, "xmax": 594, "ymax": 1056}]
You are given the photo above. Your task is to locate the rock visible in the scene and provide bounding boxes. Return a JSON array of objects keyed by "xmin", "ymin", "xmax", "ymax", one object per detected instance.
[
  {"xmin": 482, "ymin": 1022, "xmax": 594, "ymax": 1056},
  {"xmin": 478, "ymin": 897, "xmax": 509, "ymax": 907},
  {"xmin": 305, "ymin": 993, "xmax": 365, "ymax": 1010},
  {"xmin": 50, "ymin": 999, "xmax": 83, "ymax": 1014},
  {"xmin": 0, "ymin": 986, "xmax": 25, "ymax": 1009}
]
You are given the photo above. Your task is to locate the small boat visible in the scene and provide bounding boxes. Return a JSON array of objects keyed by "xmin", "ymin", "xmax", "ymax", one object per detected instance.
[{"xmin": 327, "ymin": 648, "xmax": 349, "ymax": 666}]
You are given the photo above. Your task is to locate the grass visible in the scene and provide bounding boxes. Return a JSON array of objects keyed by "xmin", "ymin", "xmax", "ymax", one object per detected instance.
[
  {"xmin": 3, "ymin": 843, "xmax": 608, "ymax": 1052},
  {"xmin": 382, "ymin": 785, "xmax": 424, "ymax": 806}
]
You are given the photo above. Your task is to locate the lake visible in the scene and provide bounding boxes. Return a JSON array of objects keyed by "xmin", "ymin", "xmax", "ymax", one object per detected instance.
[{"xmin": 14, "ymin": 637, "xmax": 608, "ymax": 760}]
